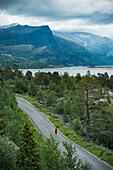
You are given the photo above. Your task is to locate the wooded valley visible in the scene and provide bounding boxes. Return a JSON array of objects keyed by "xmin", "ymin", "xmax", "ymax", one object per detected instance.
[{"xmin": 0, "ymin": 64, "xmax": 113, "ymax": 169}]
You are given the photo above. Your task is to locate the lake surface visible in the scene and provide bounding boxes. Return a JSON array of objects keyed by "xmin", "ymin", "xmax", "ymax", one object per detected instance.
[{"xmin": 21, "ymin": 66, "xmax": 113, "ymax": 77}]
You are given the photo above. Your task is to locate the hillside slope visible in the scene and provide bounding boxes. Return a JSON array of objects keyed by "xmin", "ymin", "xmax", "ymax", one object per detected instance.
[
  {"xmin": 0, "ymin": 54, "xmax": 48, "ymax": 69},
  {"xmin": 1, "ymin": 24, "xmax": 113, "ymax": 67},
  {"xmin": 54, "ymin": 31, "xmax": 113, "ymax": 65},
  {"xmin": 0, "ymin": 24, "xmax": 94, "ymax": 67}
]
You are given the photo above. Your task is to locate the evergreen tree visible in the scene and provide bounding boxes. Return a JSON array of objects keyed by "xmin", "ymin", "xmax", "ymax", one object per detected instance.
[
  {"xmin": 12, "ymin": 64, "xmax": 19, "ymax": 77},
  {"xmin": 14, "ymin": 78, "xmax": 28, "ymax": 93},
  {"xmin": 0, "ymin": 136, "xmax": 17, "ymax": 170},
  {"xmin": 62, "ymin": 141, "xmax": 92, "ymax": 170},
  {"xmin": 16, "ymin": 121, "xmax": 43, "ymax": 170},
  {"xmin": 3, "ymin": 66, "xmax": 14, "ymax": 80},
  {"xmin": 41, "ymin": 134, "xmax": 65, "ymax": 170},
  {"xmin": 76, "ymin": 75, "xmax": 102, "ymax": 142},
  {"xmin": 45, "ymin": 90, "xmax": 56, "ymax": 107},
  {"xmin": 12, "ymin": 64, "xmax": 23, "ymax": 78},
  {"xmin": 62, "ymin": 141, "xmax": 77, "ymax": 169},
  {"xmin": 28, "ymin": 81, "xmax": 37, "ymax": 97},
  {"xmin": 75, "ymin": 73, "xmax": 81, "ymax": 83},
  {"xmin": 109, "ymin": 75, "xmax": 113, "ymax": 89},
  {"xmin": 25, "ymin": 70, "xmax": 32, "ymax": 80}
]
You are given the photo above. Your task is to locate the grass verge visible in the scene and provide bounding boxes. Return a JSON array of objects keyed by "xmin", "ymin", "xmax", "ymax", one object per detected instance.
[{"xmin": 16, "ymin": 95, "xmax": 113, "ymax": 167}]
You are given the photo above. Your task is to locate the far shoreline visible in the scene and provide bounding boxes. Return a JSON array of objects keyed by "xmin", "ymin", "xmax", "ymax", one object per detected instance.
[{"xmin": 20, "ymin": 66, "xmax": 113, "ymax": 77}]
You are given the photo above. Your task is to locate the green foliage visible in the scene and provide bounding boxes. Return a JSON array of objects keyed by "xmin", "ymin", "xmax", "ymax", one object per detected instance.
[
  {"xmin": 0, "ymin": 86, "xmax": 16, "ymax": 110},
  {"xmin": 110, "ymin": 75, "xmax": 113, "ymax": 89},
  {"xmin": 97, "ymin": 72, "xmax": 110, "ymax": 88},
  {"xmin": 62, "ymin": 141, "xmax": 92, "ymax": 170},
  {"xmin": 12, "ymin": 64, "xmax": 23, "ymax": 78},
  {"xmin": 75, "ymin": 73, "xmax": 81, "ymax": 83},
  {"xmin": 0, "ymin": 111, "xmax": 6, "ymax": 134},
  {"xmin": 62, "ymin": 72, "xmax": 69, "ymax": 83},
  {"xmin": 21, "ymin": 96, "xmax": 113, "ymax": 166},
  {"xmin": 54, "ymin": 98, "xmax": 64, "ymax": 114},
  {"xmin": 0, "ymin": 91, "xmax": 24, "ymax": 145},
  {"xmin": 0, "ymin": 54, "xmax": 48, "ymax": 69},
  {"xmin": 14, "ymin": 68, "xmax": 113, "ymax": 167},
  {"xmin": 44, "ymin": 90, "xmax": 57, "ymax": 106},
  {"xmin": 73, "ymin": 118, "xmax": 81, "ymax": 135},
  {"xmin": 35, "ymin": 90, "xmax": 45, "ymax": 101},
  {"xmin": 14, "ymin": 78, "xmax": 28, "ymax": 93},
  {"xmin": 64, "ymin": 98, "xmax": 72, "ymax": 115},
  {"xmin": 63, "ymin": 113, "xmax": 69, "ymax": 123},
  {"xmin": 48, "ymin": 83, "xmax": 63, "ymax": 97},
  {"xmin": 0, "ymin": 86, "xmax": 44, "ymax": 169},
  {"xmin": 62, "ymin": 141, "xmax": 77, "ymax": 169},
  {"xmin": 4, "ymin": 111, "xmax": 24, "ymax": 145},
  {"xmin": 73, "ymin": 96, "xmax": 85, "ymax": 118},
  {"xmin": 76, "ymin": 75, "xmax": 107, "ymax": 142},
  {"xmin": 16, "ymin": 121, "xmax": 43, "ymax": 170},
  {"xmin": 0, "ymin": 136, "xmax": 17, "ymax": 170},
  {"xmin": 41, "ymin": 135, "xmax": 92, "ymax": 170},
  {"xmin": 5, "ymin": 79, "xmax": 15, "ymax": 90},
  {"xmin": 28, "ymin": 81, "xmax": 37, "ymax": 96},
  {"xmin": 34, "ymin": 72, "xmax": 50, "ymax": 86},
  {"xmin": 25, "ymin": 70, "xmax": 32, "ymax": 80},
  {"xmin": 3, "ymin": 66, "xmax": 14, "ymax": 80},
  {"xmin": 41, "ymin": 134, "xmax": 64, "ymax": 170},
  {"xmin": 52, "ymin": 72, "xmax": 61, "ymax": 84}
]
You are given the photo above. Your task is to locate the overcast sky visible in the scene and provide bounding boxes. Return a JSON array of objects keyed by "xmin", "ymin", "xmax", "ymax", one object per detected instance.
[{"xmin": 0, "ymin": 0, "xmax": 113, "ymax": 38}]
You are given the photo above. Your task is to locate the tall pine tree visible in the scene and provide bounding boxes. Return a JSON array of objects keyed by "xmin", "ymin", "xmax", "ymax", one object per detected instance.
[
  {"xmin": 16, "ymin": 121, "xmax": 43, "ymax": 170},
  {"xmin": 76, "ymin": 75, "xmax": 103, "ymax": 142}
]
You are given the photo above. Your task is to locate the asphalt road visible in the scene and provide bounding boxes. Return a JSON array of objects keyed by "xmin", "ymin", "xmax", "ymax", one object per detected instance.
[{"xmin": 17, "ymin": 97, "xmax": 113, "ymax": 170}]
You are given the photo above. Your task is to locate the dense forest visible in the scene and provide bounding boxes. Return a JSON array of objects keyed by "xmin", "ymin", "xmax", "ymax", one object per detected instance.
[{"xmin": 0, "ymin": 64, "xmax": 113, "ymax": 169}]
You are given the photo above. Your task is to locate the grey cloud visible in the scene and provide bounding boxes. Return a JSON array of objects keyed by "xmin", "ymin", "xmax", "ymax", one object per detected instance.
[
  {"xmin": 0, "ymin": 0, "xmax": 113, "ymax": 24},
  {"xmin": 81, "ymin": 12, "xmax": 113, "ymax": 24},
  {"xmin": 0, "ymin": 0, "xmax": 21, "ymax": 9}
]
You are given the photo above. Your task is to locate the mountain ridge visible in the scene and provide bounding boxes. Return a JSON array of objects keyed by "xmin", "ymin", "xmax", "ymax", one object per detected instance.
[
  {"xmin": 0, "ymin": 24, "xmax": 113, "ymax": 68},
  {"xmin": 0, "ymin": 24, "xmax": 94, "ymax": 67},
  {"xmin": 53, "ymin": 31, "xmax": 113, "ymax": 63}
]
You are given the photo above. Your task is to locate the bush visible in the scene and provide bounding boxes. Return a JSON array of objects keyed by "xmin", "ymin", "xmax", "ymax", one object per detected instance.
[
  {"xmin": 44, "ymin": 90, "xmax": 57, "ymax": 107},
  {"xmin": 28, "ymin": 81, "xmax": 37, "ymax": 96},
  {"xmin": 63, "ymin": 113, "xmax": 69, "ymax": 123},
  {"xmin": 14, "ymin": 78, "xmax": 28, "ymax": 93},
  {"xmin": 54, "ymin": 99, "xmax": 64, "ymax": 114},
  {"xmin": 48, "ymin": 83, "xmax": 63, "ymax": 97},
  {"xmin": 73, "ymin": 118, "xmax": 81, "ymax": 135},
  {"xmin": 35, "ymin": 91, "xmax": 44, "ymax": 101},
  {"xmin": 0, "ymin": 136, "xmax": 17, "ymax": 170}
]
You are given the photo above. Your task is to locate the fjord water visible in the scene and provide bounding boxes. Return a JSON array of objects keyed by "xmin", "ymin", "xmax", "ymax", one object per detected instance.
[{"xmin": 21, "ymin": 66, "xmax": 113, "ymax": 76}]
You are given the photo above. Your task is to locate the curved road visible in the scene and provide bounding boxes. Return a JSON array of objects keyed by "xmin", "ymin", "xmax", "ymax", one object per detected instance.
[{"xmin": 17, "ymin": 97, "xmax": 113, "ymax": 170}]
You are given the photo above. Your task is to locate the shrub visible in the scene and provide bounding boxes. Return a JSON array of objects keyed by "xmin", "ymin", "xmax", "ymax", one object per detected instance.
[{"xmin": 72, "ymin": 118, "xmax": 81, "ymax": 135}]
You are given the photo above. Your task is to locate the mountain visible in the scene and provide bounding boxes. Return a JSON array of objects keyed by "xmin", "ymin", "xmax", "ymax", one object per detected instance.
[
  {"xmin": 1, "ymin": 24, "xmax": 113, "ymax": 68},
  {"xmin": 53, "ymin": 31, "xmax": 113, "ymax": 65},
  {"xmin": 0, "ymin": 24, "xmax": 95, "ymax": 67},
  {"xmin": 0, "ymin": 24, "xmax": 60, "ymax": 67},
  {"xmin": 0, "ymin": 54, "xmax": 48, "ymax": 69}
]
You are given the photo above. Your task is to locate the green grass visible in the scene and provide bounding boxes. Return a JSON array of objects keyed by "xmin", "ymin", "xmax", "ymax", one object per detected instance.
[{"xmin": 16, "ymin": 95, "xmax": 113, "ymax": 167}]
